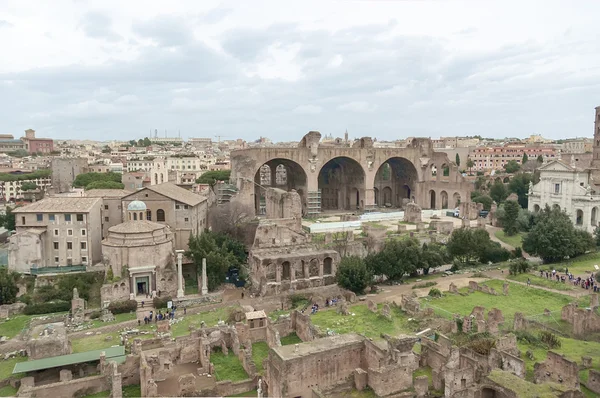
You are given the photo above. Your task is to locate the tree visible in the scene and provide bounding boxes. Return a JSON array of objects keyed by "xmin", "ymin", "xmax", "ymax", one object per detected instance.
[
  {"xmin": 455, "ymin": 153, "xmax": 461, "ymax": 167},
  {"xmin": 522, "ymin": 153, "xmax": 528, "ymax": 164},
  {"xmin": 0, "ymin": 206, "xmax": 17, "ymax": 231},
  {"xmin": 472, "ymin": 194, "xmax": 493, "ymax": 211},
  {"xmin": 102, "ymin": 146, "xmax": 111, "ymax": 153},
  {"xmin": 419, "ymin": 243, "xmax": 448, "ymax": 275},
  {"xmin": 447, "ymin": 228, "xmax": 492, "ymax": 264},
  {"xmin": 73, "ymin": 172, "xmax": 122, "ymax": 189},
  {"xmin": 364, "ymin": 238, "xmax": 423, "ymax": 282},
  {"xmin": 196, "ymin": 170, "xmax": 231, "ymax": 186},
  {"xmin": 504, "ymin": 160, "xmax": 521, "ymax": 174},
  {"xmin": 508, "ymin": 173, "xmax": 532, "ymax": 208},
  {"xmin": 0, "ymin": 268, "xmax": 18, "ymax": 305},
  {"xmin": 466, "ymin": 158, "xmax": 474, "ymax": 175},
  {"xmin": 186, "ymin": 231, "xmax": 246, "ymax": 291},
  {"xmin": 336, "ymin": 256, "xmax": 372, "ymax": 294},
  {"xmin": 20, "ymin": 182, "xmax": 38, "ymax": 191},
  {"xmin": 208, "ymin": 201, "xmax": 253, "ymax": 239},
  {"xmin": 523, "ymin": 205, "xmax": 594, "ymax": 263},
  {"xmin": 500, "ymin": 200, "xmax": 520, "ymax": 236},
  {"xmin": 137, "ymin": 139, "xmax": 144, "ymax": 147},
  {"xmin": 537, "ymin": 155, "xmax": 544, "ymax": 163},
  {"xmin": 85, "ymin": 181, "xmax": 125, "ymax": 190},
  {"xmin": 489, "ymin": 180, "xmax": 508, "ymax": 204},
  {"xmin": 594, "ymin": 226, "xmax": 600, "ymax": 247},
  {"xmin": 143, "ymin": 137, "xmax": 151, "ymax": 146}
]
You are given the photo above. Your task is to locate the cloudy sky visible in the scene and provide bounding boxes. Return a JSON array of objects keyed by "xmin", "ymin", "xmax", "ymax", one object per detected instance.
[{"xmin": 1, "ymin": 0, "xmax": 600, "ymax": 142}]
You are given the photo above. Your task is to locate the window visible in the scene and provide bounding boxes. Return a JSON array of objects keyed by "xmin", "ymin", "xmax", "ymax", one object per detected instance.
[
  {"xmin": 146, "ymin": 210, "xmax": 152, "ymax": 221},
  {"xmin": 36, "ymin": 214, "xmax": 43, "ymax": 222},
  {"xmin": 184, "ymin": 205, "xmax": 189, "ymax": 209},
  {"xmin": 104, "ymin": 205, "xmax": 109, "ymax": 210},
  {"xmin": 157, "ymin": 209, "xmax": 165, "ymax": 222},
  {"xmin": 54, "ymin": 256, "xmax": 59, "ymax": 263},
  {"xmin": 67, "ymin": 258, "xmax": 73, "ymax": 266},
  {"xmin": 21, "ymin": 216, "xmax": 25, "ymax": 225},
  {"xmin": 82, "ymin": 256, "xmax": 87, "ymax": 264},
  {"xmin": 81, "ymin": 242, "xmax": 87, "ymax": 250},
  {"xmin": 184, "ymin": 217, "xmax": 189, "ymax": 222},
  {"xmin": 67, "ymin": 242, "xmax": 73, "ymax": 250},
  {"xmin": 175, "ymin": 204, "xmax": 180, "ymax": 210},
  {"xmin": 53, "ymin": 242, "xmax": 59, "ymax": 250},
  {"xmin": 81, "ymin": 229, "xmax": 86, "ymax": 236},
  {"xmin": 49, "ymin": 214, "xmax": 55, "ymax": 222},
  {"xmin": 65, "ymin": 214, "xmax": 71, "ymax": 222},
  {"xmin": 105, "ymin": 217, "xmax": 109, "ymax": 222},
  {"xmin": 76, "ymin": 214, "xmax": 83, "ymax": 222},
  {"xmin": 554, "ymin": 183, "xmax": 560, "ymax": 194},
  {"xmin": 68, "ymin": 229, "xmax": 73, "ymax": 236},
  {"xmin": 54, "ymin": 229, "xmax": 59, "ymax": 236}
]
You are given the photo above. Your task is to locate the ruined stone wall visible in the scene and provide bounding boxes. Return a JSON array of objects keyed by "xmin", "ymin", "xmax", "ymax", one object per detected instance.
[
  {"xmin": 587, "ymin": 369, "xmax": 600, "ymax": 395},
  {"xmin": 561, "ymin": 303, "xmax": 600, "ymax": 338},
  {"xmin": 0, "ymin": 302, "xmax": 26, "ymax": 319},
  {"xmin": 292, "ymin": 310, "xmax": 322, "ymax": 342},
  {"xmin": 533, "ymin": 351, "xmax": 580, "ymax": 389},
  {"xmin": 489, "ymin": 349, "xmax": 525, "ymax": 378},
  {"xmin": 367, "ymin": 364, "xmax": 415, "ymax": 397},
  {"xmin": 419, "ymin": 337, "xmax": 449, "ymax": 371},
  {"xmin": 363, "ymin": 339, "xmax": 387, "ymax": 370},
  {"xmin": 19, "ymin": 375, "xmax": 109, "ymax": 398},
  {"xmin": 118, "ymin": 355, "xmax": 141, "ymax": 386},
  {"xmin": 444, "ymin": 366, "xmax": 476, "ymax": 397},
  {"xmin": 215, "ymin": 378, "xmax": 257, "ymax": 397}
]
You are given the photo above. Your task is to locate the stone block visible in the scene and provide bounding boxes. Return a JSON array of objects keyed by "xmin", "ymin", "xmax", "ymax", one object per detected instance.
[
  {"xmin": 503, "ymin": 283, "xmax": 509, "ymax": 296},
  {"xmin": 591, "ymin": 294, "xmax": 599, "ymax": 310},
  {"xmin": 404, "ymin": 202, "xmax": 422, "ymax": 223},
  {"xmin": 582, "ymin": 356, "xmax": 593, "ymax": 369},
  {"xmin": 354, "ymin": 368, "xmax": 368, "ymax": 391},
  {"xmin": 381, "ymin": 303, "xmax": 392, "ymax": 320},
  {"xmin": 414, "ymin": 375, "xmax": 429, "ymax": 397},
  {"xmin": 367, "ymin": 300, "xmax": 377, "ymax": 313},
  {"xmin": 59, "ymin": 369, "xmax": 72, "ymax": 382}
]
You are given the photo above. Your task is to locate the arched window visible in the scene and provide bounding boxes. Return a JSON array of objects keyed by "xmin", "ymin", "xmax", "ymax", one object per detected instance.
[
  {"xmin": 146, "ymin": 210, "xmax": 152, "ymax": 221},
  {"xmin": 139, "ymin": 212, "xmax": 143, "ymax": 220},
  {"xmin": 323, "ymin": 257, "xmax": 333, "ymax": 275},
  {"xmin": 282, "ymin": 261, "xmax": 291, "ymax": 280},
  {"xmin": 133, "ymin": 212, "xmax": 137, "ymax": 221},
  {"xmin": 157, "ymin": 209, "xmax": 165, "ymax": 222}
]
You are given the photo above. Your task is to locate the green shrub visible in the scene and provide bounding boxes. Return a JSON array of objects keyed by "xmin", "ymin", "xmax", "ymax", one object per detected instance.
[
  {"xmin": 515, "ymin": 330, "xmax": 542, "ymax": 347},
  {"xmin": 539, "ymin": 331, "xmax": 561, "ymax": 349},
  {"xmin": 89, "ymin": 310, "xmax": 102, "ymax": 319},
  {"xmin": 428, "ymin": 288, "xmax": 442, "ymax": 298},
  {"xmin": 107, "ymin": 300, "xmax": 138, "ymax": 314},
  {"xmin": 509, "ymin": 258, "xmax": 531, "ymax": 276},
  {"xmin": 471, "ymin": 272, "xmax": 489, "ymax": 278},
  {"xmin": 289, "ymin": 294, "xmax": 308, "ymax": 308},
  {"xmin": 512, "ymin": 247, "xmax": 523, "ymax": 258},
  {"xmin": 480, "ymin": 243, "xmax": 511, "ymax": 264},
  {"xmin": 153, "ymin": 296, "xmax": 173, "ymax": 310},
  {"xmin": 24, "ymin": 301, "xmax": 70, "ymax": 315}
]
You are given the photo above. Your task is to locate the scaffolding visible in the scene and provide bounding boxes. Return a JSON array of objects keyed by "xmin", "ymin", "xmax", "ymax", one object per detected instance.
[
  {"xmin": 217, "ymin": 183, "xmax": 238, "ymax": 205},
  {"xmin": 306, "ymin": 190, "xmax": 322, "ymax": 216}
]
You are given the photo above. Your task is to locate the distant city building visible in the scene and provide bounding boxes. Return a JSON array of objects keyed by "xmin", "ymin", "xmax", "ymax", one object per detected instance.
[
  {"xmin": 0, "ymin": 172, "xmax": 51, "ymax": 202},
  {"xmin": 51, "ymin": 157, "xmax": 88, "ymax": 193},
  {"xmin": 83, "ymin": 189, "xmax": 132, "ymax": 239},
  {"xmin": 21, "ymin": 129, "xmax": 54, "ymax": 154},
  {"xmin": 0, "ymin": 134, "xmax": 26, "ymax": 153},
  {"xmin": 122, "ymin": 172, "xmax": 148, "ymax": 191},
  {"xmin": 561, "ymin": 138, "xmax": 593, "ymax": 154},
  {"xmin": 470, "ymin": 144, "xmax": 557, "ymax": 171},
  {"xmin": 149, "ymin": 136, "xmax": 183, "ymax": 144}
]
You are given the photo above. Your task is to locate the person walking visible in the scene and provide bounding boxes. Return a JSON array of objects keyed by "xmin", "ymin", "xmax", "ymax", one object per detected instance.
[{"xmin": 527, "ymin": 278, "xmax": 531, "ymax": 287}]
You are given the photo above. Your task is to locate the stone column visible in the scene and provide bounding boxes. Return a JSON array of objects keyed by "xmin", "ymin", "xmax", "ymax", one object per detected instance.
[
  {"xmin": 176, "ymin": 250, "xmax": 184, "ymax": 298},
  {"xmin": 201, "ymin": 258, "xmax": 208, "ymax": 295},
  {"xmin": 129, "ymin": 274, "xmax": 135, "ymax": 300}
]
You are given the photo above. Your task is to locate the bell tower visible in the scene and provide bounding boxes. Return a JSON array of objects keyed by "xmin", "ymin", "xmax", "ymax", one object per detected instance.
[{"xmin": 593, "ymin": 106, "xmax": 600, "ymax": 166}]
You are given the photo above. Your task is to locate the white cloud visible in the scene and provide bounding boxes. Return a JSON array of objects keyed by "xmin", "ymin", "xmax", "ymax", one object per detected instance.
[
  {"xmin": 293, "ymin": 104, "xmax": 323, "ymax": 114},
  {"xmin": 337, "ymin": 101, "xmax": 377, "ymax": 113}
]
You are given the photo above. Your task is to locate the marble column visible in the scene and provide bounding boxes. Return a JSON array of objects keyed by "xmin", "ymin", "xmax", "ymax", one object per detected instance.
[
  {"xmin": 201, "ymin": 258, "xmax": 208, "ymax": 295},
  {"xmin": 176, "ymin": 251, "xmax": 184, "ymax": 298}
]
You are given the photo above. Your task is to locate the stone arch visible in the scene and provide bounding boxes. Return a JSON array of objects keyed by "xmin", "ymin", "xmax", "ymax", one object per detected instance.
[
  {"xmin": 282, "ymin": 261, "xmax": 291, "ymax": 281},
  {"xmin": 440, "ymin": 191, "xmax": 449, "ymax": 209},
  {"xmin": 318, "ymin": 156, "xmax": 366, "ymax": 211},
  {"xmin": 309, "ymin": 258, "xmax": 319, "ymax": 277},
  {"xmin": 254, "ymin": 158, "xmax": 308, "ymax": 215},
  {"xmin": 374, "ymin": 157, "xmax": 418, "ymax": 208},
  {"xmin": 133, "ymin": 212, "xmax": 137, "ymax": 221},
  {"xmin": 503, "ymin": 177, "xmax": 510, "ymax": 183},
  {"xmin": 440, "ymin": 162, "xmax": 449, "ymax": 180},
  {"xmin": 592, "ymin": 207, "xmax": 598, "ymax": 226},
  {"xmin": 323, "ymin": 257, "xmax": 333, "ymax": 275},
  {"xmin": 553, "ymin": 204, "xmax": 561, "ymax": 211},
  {"xmin": 453, "ymin": 192, "xmax": 461, "ymax": 208},
  {"xmin": 429, "ymin": 190, "xmax": 436, "ymax": 209},
  {"xmin": 576, "ymin": 209, "xmax": 583, "ymax": 225},
  {"xmin": 429, "ymin": 164, "xmax": 437, "ymax": 181},
  {"xmin": 533, "ymin": 204, "xmax": 540, "ymax": 213},
  {"xmin": 157, "ymin": 209, "xmax": 165, "ymax": 222}
]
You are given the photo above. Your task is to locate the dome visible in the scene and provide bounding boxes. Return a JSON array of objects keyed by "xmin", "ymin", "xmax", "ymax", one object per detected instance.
[{"xmin": 127, "ymin": 200, "xmax": 147, "ymax": 211}]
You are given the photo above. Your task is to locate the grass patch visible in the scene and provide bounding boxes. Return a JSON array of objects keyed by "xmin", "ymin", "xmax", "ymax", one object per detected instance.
[
  {"xmin": 487, "ymin": 369, "xmax": 569, "ymax": 397},
  {"xmin": 82, "ymin": 391, "xmax": 110, "ymax": 398},
  {"xmin": 89, "ymin": 312, "xmax": 137, "ymax": 329},
  {"xmin": 0, "ymin": 356, "xmax": 27, "ymax": 381},
  {"xmin": 0, "ymin": 315, "xmax": 34, "ymax": 339},
  {"xmin": 494, "ymin": 230, "xmax": 525, "ymax": 248},
  {"xmin": 508, "ymin": 273, "xmax": 575, "ymax": 291},
  {"xmin": 0, "ymin": 385, "xmax": 18, "ymax": 397},
  {"xmin": 251, "ymin": 342, "xmax": 269, "ymax": 374},
  {"xmin": 423, "ymin": 280, "xmax": 575, "ymax": 323},
  {"xmin": 413, "ymin": 366, "xmax": 432, "ymax": 385},
  {"xmin": 310, "ymin": 303, "xmax": 414, "ymax": 339},
  {"xmin": 280, "ymin": 332, "xmax": 303, "ymax": 346},
  {"xmin": 539, "ymin": 251, "xmax": 600, "ymax": 277},
  {"xmin": 211, "ymin": 348, "xmax": 248, "ymax": 382},
  {"xmin": 171, "ymin": 306, "xmax": 235, "ymax": 338},
  {"xmin": 122, "ymin": 384, "xmax": 141, "ymax": 397},
  {"xmin": 71, "ymin": 332, "xmax": 121, "ymax": 353}
]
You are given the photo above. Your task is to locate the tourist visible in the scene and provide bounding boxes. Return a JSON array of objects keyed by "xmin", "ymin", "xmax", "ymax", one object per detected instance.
[
  {"xmin": 138, "ymin": 319, "xmax": 141, "ymax": 326},
  {"xmin": 149, "ymin": 311, "xmax": 153, "ymax": 321},
  {"xmin": 527, "ymin": 278, "xmax": 531, "ymax": 287},
  {"xmin": 184, "ymin": 307, "xmax": 187, "ymax": 315},
  {"xmin": 241, "ymin": 292, "xmax": 245, "ymax": 299},
  {"xmin": 141, "ymin": 301, "xmax": 144, "ymax": 308}
]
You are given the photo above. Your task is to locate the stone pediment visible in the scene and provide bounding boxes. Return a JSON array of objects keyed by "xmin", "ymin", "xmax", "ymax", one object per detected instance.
[{"xmin": 538, "ymin": 160, "xmax": 575, "ymax": 172}]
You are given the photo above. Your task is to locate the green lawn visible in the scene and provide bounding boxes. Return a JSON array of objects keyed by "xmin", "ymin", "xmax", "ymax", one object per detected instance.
[
  {"xmin": 0, "ymin": 385, "xmax": 18, "ymax": 397},
  {"xmin": 251, "ymin": 342, "xmax": 269, "ymax": 374},
  {"xmin": 89, "ymin": 312, "xmax": 137, "ymax": 329},
  {"xmin": 0, "ymin": 315, "xmax": 34, "ymax": 339},
  {"xmin": 494, "ymin": 231, "xmax": 525, "ymax": 248},
  {"xmin": 538, "ymin": 252, "xmax": 600, "ymax": 277},
  {"xmin": 508, "ymin": 273, "xmax": 575, "ymax": 291},
  {"xmin": 171, "ymin": 306, "xmax": 236, "ymax": 338},
  {"xmin": 0, "ymin": 356, "xmax": 27, "ymax": 381},
  {"xmin": 82, "ymin": 391, "xmax": 110, "ymax": 398},
  {"xmin": 71, "ymin": 332, "xmax": 121, "ymax": 353},
  {"xmin": 424, "ymin": 280, "xmax": 575, "ymax": 323},
  {"xmin": 210, "ymin": 349, "xmax": 248, "ymax": 382},
  {"xmin": 280, "ymin": 332, "xmax": 303, "ymax": 346},
  {"xmin": 487, "ymin": 369, "xmax": 570, "ymax": 397},
  {"xmin": 413, "ymin": 366, "xmax": 432, "ymax": 386},
  {"xmin": 310, "ymin": 303, "xmax": 414, "ymax": 339}
]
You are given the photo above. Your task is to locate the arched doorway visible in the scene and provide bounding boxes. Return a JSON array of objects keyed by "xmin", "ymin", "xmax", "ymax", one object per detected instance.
[
  {"xmin": 323, "ymin": 257, "xmax": 333, "ymax": 275},
  {"xmin": 373, "ymin": 187, "xmax": 379, "ymax": 206},
  {"xmin": 533, "ymin": 204, "xmax": 540, "ymax": 213},
  {"xmin": 453, "ymin": 192, "xmax": 461, "ymax": 208},
  {"xmin": 318, "ymin": 157, "xmax": 366, "ymax": 211},
  {"xmin": 576, "ymin": 209, "xmax": 583, "ymax": 225},
  {"xmin": 382, "ymin": 187, "xmax": 392, "ymax": 206},
  {"xmin": 254, "ymin": 158, "xmax": 308, "ymax": 215},
  {"xmin": 429, "ymin": 190, "xmax": 436, "ymax": 209},
  {"xmin": 441, "ymin": 191, "xmax": 449, "ymax": 209},
  {"xmin": 374, "ymin": 157, "xmax": 418, "ymax": 208},
  {"xmin": 282, "ymin": 261, "xmax": 291, "ymax": 281}
]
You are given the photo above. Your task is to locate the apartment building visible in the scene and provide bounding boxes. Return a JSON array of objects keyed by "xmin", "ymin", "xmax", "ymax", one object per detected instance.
[
  {"xmin": 83, "ymin": 189, "xmax": 132, "ymax": 239},
  {"xmin": 0, "ymin": 174, "xmax": 52, "ymax": 201},
  {"xmin": 470, "ymin": 144, "xmax": 558, "ymax": 171},
  {"xmin": 121, "ymin": 182, "xmax": 208, "ymax": 250},
  {"xmin": 8, "ymin": 197, "xmax": 103, "ymax": 273}
]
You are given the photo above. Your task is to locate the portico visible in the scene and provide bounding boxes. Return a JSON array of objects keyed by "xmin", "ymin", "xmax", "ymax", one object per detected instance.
[{"xmin": 128, "ymin": 265, "xmax": 157, "ymax": 298}]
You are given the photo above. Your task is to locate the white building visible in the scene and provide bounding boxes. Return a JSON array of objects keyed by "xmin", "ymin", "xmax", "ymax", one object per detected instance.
[{"xmin": 528, "ymin": 159, "xmax": 600, "ymax": 233}]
